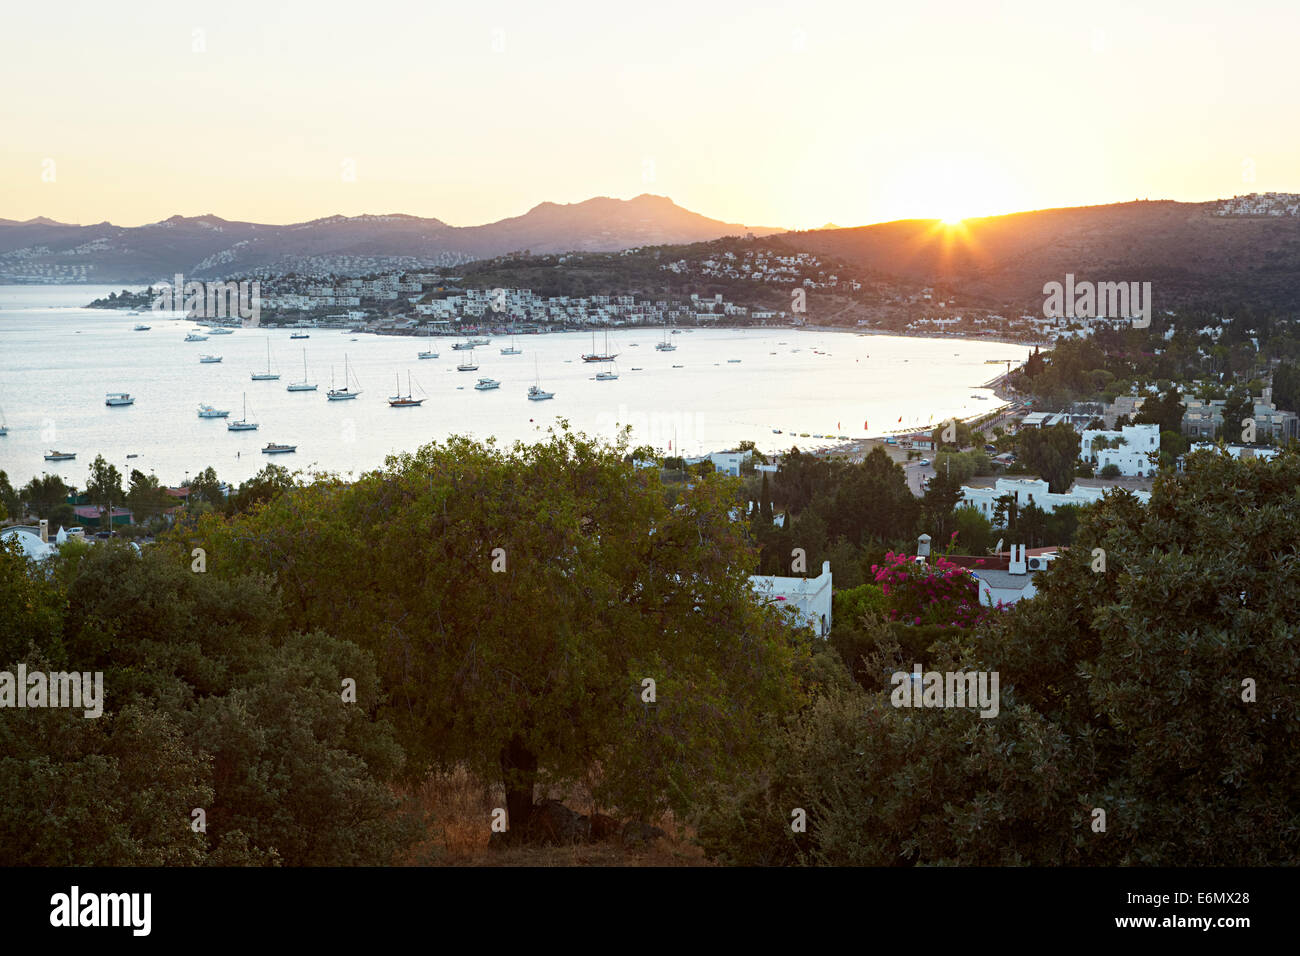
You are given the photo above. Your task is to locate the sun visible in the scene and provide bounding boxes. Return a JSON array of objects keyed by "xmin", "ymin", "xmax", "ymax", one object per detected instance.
[{"xmin": 939, "ymin": 214, "xmax": 966, "ymax": 226}]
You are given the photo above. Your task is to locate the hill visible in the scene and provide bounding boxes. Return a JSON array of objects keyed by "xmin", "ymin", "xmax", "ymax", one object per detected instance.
[{"xmin": 0, "ymin": 196, "xmax": 782, "ymax": 283}]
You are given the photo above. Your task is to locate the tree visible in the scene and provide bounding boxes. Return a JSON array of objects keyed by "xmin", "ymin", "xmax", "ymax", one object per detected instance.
[
  {"xmin": 86, "ymin": 455, "xmax": 124, "ymax": 527},
  {"xmin": 1219, "ymin": 388, "xmax": 1253, "ymax": 443},
  {"xmin": 919, "ymin": 467, "xmax": 964, "ymax": 541},
  {"xmin": 21, "ymin": 473, "xmax": 70, "ymax": 520},
  {"xmin": 1134, "ymin": 386, "xmax": 1185, "ymax": 435},
  {"xmin": 1272, "ymin": 362, "xmax": 1300, "ymax": 413},
  {"xmin": 0, "ymin": 471, "xmax": 18, "ymax": 521},
  {"xmin": 699, "ymin": 450, "xmax": 1300, "ymax": 866},
  {"xmin": 758, "ymin": 471, "xmax": 772, "ymax": 524},
  {"xmin": 186, "ymin": 428, "xmax": 807, "ymax": 836},
  {"xmin": 188, "ymin": 467, "xmax": 223, "ymax": 508},
  {"xmin": 950, "ymin": 504, "xmax": 995, "ymax": 554},
  {"xmin": 227, "ymin": 464, "xmax": 294, "ymax": 514},
  {"xmin": 1018, "ymin": 423, "xmax": 1080, "ymax": 493},
  {"xmin": 1099, "ymin": 463, "xmax": 1121, "ymax": 478},
  {"xmin": 125, "ymin": 469, "xmax": 171, "ymax": 523}
]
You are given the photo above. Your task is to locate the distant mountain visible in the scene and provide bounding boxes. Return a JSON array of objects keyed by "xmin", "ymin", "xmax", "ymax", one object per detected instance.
[
  {"xmin": 778, "ymin": 200, "xmax": 1300, "ymax": 312},
  {"xmin": 0, "ymin": 195, "xmax": 782, "ymax": 282}
]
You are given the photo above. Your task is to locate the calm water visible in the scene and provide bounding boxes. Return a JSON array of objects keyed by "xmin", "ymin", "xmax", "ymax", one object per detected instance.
[{"xmin": 0, "ymin": 285, "xmax": 1030, "ymax": 488}]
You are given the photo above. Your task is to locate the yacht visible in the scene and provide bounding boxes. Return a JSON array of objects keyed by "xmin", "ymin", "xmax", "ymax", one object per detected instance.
[
  {"xmin": 251, "ymin": 339, "xmax": 280, "ymax": 380},
  {"xmin": 595, "ymin": 367, "xmax": 619, "ymax": 381},
  {"xmin": 44, "ymin": 450, "xmax": 76, "ymax": 461},
  {"xmin": 388, "ymin": 371, "xmax": 425, "ymax": 407},
  {"xmin": 287, "ymin": 348, "xmax": 317, "ymax": 391},
  {"xmin": 199, "ymin": 354, "xmax": 222, "ymax": 363},
  {"xmin": 528, "ymin": 357, "xmax": 554, "ymax": 400},
  {"xmin": 184, "ymin": 332, "xmax": 208, "ymax": 342},
  {"xmin": 418, "ymin": 325, "xmax": 438, "ymax": 359},
  {"xmin": 197, "ymin": 404, "xmax": 230, "ymax": 419},
  {"xmin": 474, "ymin": 378, "xmax": 500, "ymax": 391},
  {"xmin": 500, "ymin": 332, "xmax": 522, "ymax": 355},
  {"xmin": 468, "ymin": 337, "xmax": 490, "ymax": 347},
  {"xmin": 208, "ymin": 327, "xmax": 234, "ymax": 336},
  {"xmin": 326, "ymin": 354, "xmax": 362, "ymax": 400},
  {"xmin": 581, "ymin": 329, "xmax": 618, "ymax": 363},
  {"xmin": 227, "ymin": 394, "xmax": 259, "ymax": 431},
  {"xmin": 0, "ymin": 407, "xmax": 7, "ymax": 436},
  {"xmin": 456, "ymin": 348, "xmax": 479, "ymax": 372},
  {"xmin": 261, "ymin": 443, "xmax": 296, "ymax": 455},
  {"xmin": 655, "ymin": 322, "xmax": 676, "ymax": 351},
  {"xmin": 290, "ymin": 332, "xmax": 310, "ymax": 339},
  {"xmin": 133, "ymin": 323, "xmax": 151, "ymax": 331},
  {"xmin": 105, "ymin": 393, "xmax": 135, "ymax": 406}
]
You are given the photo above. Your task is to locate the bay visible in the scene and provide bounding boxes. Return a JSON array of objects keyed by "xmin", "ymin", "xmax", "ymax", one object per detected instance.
[{"xmin": 0, "ymin": 285, "xmax": 1030, "ymax": 488}]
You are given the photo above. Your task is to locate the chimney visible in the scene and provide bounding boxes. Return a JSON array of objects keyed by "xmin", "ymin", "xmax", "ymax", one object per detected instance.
[
  {"xmin": 1008, "ymin": 544, "xmax": 1027, "ymax": 575},
  {"xmin": 917, "ymin": 533, "xmax": 932, "ymax": 560},
  {"xmin": 39, "ymin": 519, "xmax": 48, "ymax": 544}
]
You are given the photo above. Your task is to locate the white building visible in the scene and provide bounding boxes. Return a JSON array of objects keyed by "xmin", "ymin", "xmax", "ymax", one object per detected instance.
[
  {"xmin": 750, "ymin": 560, "xmax": 833, "ymax": 637},
  {"xmin": 2, "ymin": 522, "xmax": 56, "ymax": 562},
  {"xmin": 1188, "ymin": 442, "xmax": 1280, "ymax": 462},
  {"xmin": 1079, "ymin": 423, "xmax": 1161, "ymax": 476},
  {"xmin": 971, "ymin": 545, "xmax": 1039, "ymax": 606},
  {"xmin": 961, "ymin": 477, "xmax": 1151, "ymax": 517}
]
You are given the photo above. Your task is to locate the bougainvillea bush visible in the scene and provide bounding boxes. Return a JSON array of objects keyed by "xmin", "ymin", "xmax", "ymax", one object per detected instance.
[{"xmin": 870, "ymin": 550, "xmax": 1004, "ymax": 630}]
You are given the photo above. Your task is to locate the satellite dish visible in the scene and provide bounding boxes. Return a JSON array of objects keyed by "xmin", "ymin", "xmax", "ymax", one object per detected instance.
[{"xmin": 994, "ymin": 538, "xmax": 1004, "ymax": 555}]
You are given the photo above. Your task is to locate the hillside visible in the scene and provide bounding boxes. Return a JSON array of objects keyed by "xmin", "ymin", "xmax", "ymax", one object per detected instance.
[
  {"xmin": 0, "ymin": 195, "xmax": 782, "ymax": 283},
  {"xmin": 779, "ymin": 200, "xmax": 1300, "ymax": 313}
]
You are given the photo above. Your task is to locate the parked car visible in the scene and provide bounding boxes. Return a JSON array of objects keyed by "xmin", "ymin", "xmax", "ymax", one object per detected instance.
[
  {"xmin": 920, "ymin": 458, "xmax": 931, "ymax": 466},
  {"xmin": 984, "ymin": 444, "xmax": 998, "ymax": 452}
]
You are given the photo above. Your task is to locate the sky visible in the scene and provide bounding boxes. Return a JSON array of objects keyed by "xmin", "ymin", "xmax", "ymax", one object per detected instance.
[{"xmin": 2, "ymin": 0, "xmax": 1298, "ymax": 230}]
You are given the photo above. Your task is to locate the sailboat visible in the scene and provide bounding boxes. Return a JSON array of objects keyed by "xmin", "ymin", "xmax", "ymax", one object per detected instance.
[
  {"xmin": 251, "ymin": 339, "xmax": 280, "ymax": 380},
  {"xmin": 418, "ymin": 325, "xmax": 439, "ymax": 359},
  {"xmin": 327, "ymin": 354, "xmax": 362, "ymax": 400},
  {"xmin": 595, "ymin": 360, "xmax": 619, "ymax": 381},
  {"xmin": 287, "ymin": 348, "xmax": 317, "ymax": 391},
  {"xmin": 527, "ymin": 357, "xmax": 554, "ymax": 401},
  {"xmin": 655, "ymin": 321, "xmax": 676, "ymax": 351},
  {"xmin": 581, "ymin": 328, "xmax": 618, "ymax": 362},
  {"xmin": 500, "ymin": 331, "xmax": 522, "ymax": 355},
  {"xmin": 388, "ymin": 371, "xmax": 425, "ymax": 407},
  {"xmin": 227, "ymin": 393, "xmax": 259, "ymax": 431},
  {"xmin": 456, "ymin": 348, "xmax": 479, "ymax": 372},
  {"xmin": 0, "ymin": 406, "xmax": 7, "ymax": 436}
]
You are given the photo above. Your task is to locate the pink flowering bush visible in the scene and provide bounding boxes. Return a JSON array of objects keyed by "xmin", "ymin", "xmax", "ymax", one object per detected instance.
[{"xmin": 870, "ymin": 551, "xmax": 1005, "ymax": 630}]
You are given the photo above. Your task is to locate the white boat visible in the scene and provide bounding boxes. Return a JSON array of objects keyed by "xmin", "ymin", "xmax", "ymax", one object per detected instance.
[
  {"xmin": 184, "ymin": 332, "xmax": 208, "ymax": 342},
  {"xmin": 290, "ymin": 332, "xmax": 309, "ymax": 339},
  {"xmin": 105, "ymin": 392, "xmax": 135, "ymax": 406},
  {"xmin": 388, "ymin": 371, "xmax": 425, "ymax": 407},
  {"xmin": 208, "ymin": 327, "xmax": 234, "ymax": 335},
  {"xmin": 198, "ymin": 404, "xmax": 230, "ymax": 419},
  {"xmin": 418, "ymin": 324, "xmax": 438, "ymax": 359},
  {"xmin": 44, "ymin": 450, "xmax": 75, "ymax": 461},
  {"xmin": 199, "ymin": 354, "xmax": 222, "ymax": 363},
  {"xmin": 468, "ymin": 337, "xmax": 490, "ymax": 346},
  {"xmin": 595, "ymin": 368, "xmax": 619, "ymax": 381},
  {"xmin": 0, "ymin": 407, "xmax": 7, "ymax": 436},
  {"xmin": 227, "ymin": 394, "xmax": 259, "ymax": 431},
  {"xmin": 727, "ymin": 359, "xmax": 742, "ymax": 364},
  {"xmin": 456, "ymin": 348, "xmax": 479, "ymax": 372},
  {"xmin": 528, "ymin": 357, "xmax": 554, "ymax": 400},
  {"xmin": 251, "ymin": 339, "xmax": 280, "ymax": 380},
  {"xmin": 500, "ymin": 332, "xmax": 522, "ymax": 355},
  {"xmin": 287, "ymin": 348, "xmax": 317, "ymax": 391},
  {"xmin": 327, "ymin": 354, "xmax": 362, "ymax": 400},
  {"xmin": 133, "ymin": 324, "xmax": 151, "ymax": 331},
  {"xmin": 261, "ymin": 443, "xmax": 296, "ymax": 454},
  {"xmin": 474, "ymin": 378, "xmax": 500, "ymax": 391}
]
